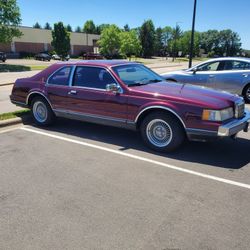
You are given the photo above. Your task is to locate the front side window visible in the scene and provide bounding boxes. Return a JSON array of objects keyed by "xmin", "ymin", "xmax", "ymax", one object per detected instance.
[
  {"xmin": 72, "ymin": 66, "xmax": 115, "ymax": 89},
  {"xmin": 48, "ymin": 66, "xmax": 72, "ymax": 85},
  {"xmin": 112, "ymin": 64, "xmax": 163, "ymax": 86},
  {"xmin": 196, "ymin": 61, "xmax": 220, "ymax": 71}
]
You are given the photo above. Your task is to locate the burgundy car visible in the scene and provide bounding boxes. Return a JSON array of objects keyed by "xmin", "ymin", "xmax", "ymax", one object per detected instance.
[{"xmin": 10, "ymin": 60, "xmax": 250, "ymax": 152}]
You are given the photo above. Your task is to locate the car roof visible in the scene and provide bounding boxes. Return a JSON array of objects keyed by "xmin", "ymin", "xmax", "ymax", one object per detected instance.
[
  {"xmin": 55, "ymin": 60, "xmax": 139, "ymax": 67},
  {"xmin": 204, "ymin": 57, "xmax": 250, "ymax": 63}
]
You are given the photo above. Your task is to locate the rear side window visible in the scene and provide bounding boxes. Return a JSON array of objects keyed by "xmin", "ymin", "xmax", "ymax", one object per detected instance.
[
  {"xmin": 48, "ymin": 66, "xmax": 72, "ymax": 85},
  {"xmin": 72, "ymin": 66, "xmax": 115, "ymax": 89}
]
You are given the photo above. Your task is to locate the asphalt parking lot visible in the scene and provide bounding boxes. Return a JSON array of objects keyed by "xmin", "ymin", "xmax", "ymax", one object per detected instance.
[{"xmin": 1, "ymin": 118, "xmax": 250, "ymax": 250}]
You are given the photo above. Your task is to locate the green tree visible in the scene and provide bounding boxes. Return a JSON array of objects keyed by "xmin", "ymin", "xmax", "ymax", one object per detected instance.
[
  {"xmin": 98, "ymin": 24, "xmax": 121, "ymax": 58},
  {"xmin": 139, "ymin": 19, "xmax": 155, "ymax": 57},
  {"xmin": 123, "ymin": 24, "xmax": 130, "ymax": 32},
  {"xmin": 33, "ymin": 22, "xmax": 41, "ymax": 29},
  {"xmin": 179, "ymin": 31, "xmax": 200, "ymax": 57},
  {"xmin": 44, "ymin": 22, "xmax": 51, "ymax": 30},
  {"xmin": 75, "ymin": 26, "xmax": 81, "ymax": 33},
  {"xmin": 200, "ymin": 30, "xmax": 220, "ymax": 55},
  {"xmin": 0, "ymin": 0, "xmax": 22, "ymax": 43},
  {"xmin": 83, "ymin": 20, "xmax": 96, "ymax": 34},
  {"xmin": 154, "ymin": 27, "xmax": 164, "ymax": 56},
  {"xmin": 162, "ymin": 26, "xmax": 173, "ymax": 55},
  {"xmin": 218, "ymin": 29, "xmax": 241, "ymax": 56},
  {"xmin": 96, "ymin": 24, "xmax": 110, "ymax": 35},
  {"xmin": 120, "ymin": 30, "xmax": 141, "ymax": 59},
  {"xmin": 51, "ymin": 22, "xmax": 71, "ymax": 59},
  {"xmin": 66, "ymin": 24, "xmax": 72, "ymax": 32}
]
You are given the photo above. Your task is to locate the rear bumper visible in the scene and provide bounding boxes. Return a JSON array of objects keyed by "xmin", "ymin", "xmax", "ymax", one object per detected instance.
[{"xmin": 186, "ymin": 109, "xmax": 250, "ymax": 141}]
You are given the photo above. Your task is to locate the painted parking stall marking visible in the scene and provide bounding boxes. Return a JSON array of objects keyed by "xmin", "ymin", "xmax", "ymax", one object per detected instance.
[{"xmin": 21, "ymin": 126, "xmax": 250, "ymax": 190}]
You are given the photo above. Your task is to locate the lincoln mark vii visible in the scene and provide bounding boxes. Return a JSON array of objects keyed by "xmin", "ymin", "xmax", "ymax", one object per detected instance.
[{"xmin": 10, "ymin": 60, "xmax": 250, "ymax": 152}]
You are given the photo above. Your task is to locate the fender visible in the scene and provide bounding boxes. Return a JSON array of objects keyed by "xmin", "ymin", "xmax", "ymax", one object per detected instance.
[
  {"xmin": 26, "ymin": 90, "xmax": 53, "ymax": 110},
  {"xmin": 134, "ymin": 105, "xmax": 186, "ymax": 129}
]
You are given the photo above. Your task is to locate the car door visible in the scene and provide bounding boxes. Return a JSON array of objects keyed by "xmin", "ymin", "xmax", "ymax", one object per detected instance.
[
  {"xmin": 188, "ymin": 60, "xmax": 223, "ymax": 88},
  {"xmin": 213, "ymin": 60, "xmax": 249, "ymax": 94},
  {"xmin": 45, "ymin": 66, "xmax": 73, "ymax": 110},
  {"xmin": 66, "ymin": 66, "xmax": 128, "ymax": 124}
]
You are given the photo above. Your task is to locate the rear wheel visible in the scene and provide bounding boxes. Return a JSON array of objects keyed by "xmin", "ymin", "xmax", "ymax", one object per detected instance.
[
  {"xmin": 140, "ymin": 111, "xmax": 185, "ymax": 152},
  {"xmin": 31, "ymin": 97, "xmax": 55, "ymax": 126},
  {"xmin": 243, "ymin": 84, "xmax": 250, "ymax": 103}
]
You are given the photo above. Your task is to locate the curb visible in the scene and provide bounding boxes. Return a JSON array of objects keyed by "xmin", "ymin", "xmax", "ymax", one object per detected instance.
[
  {"xmin": 0, "ymin": 115, "xmax": 31, "ymax": 128},
  {"xmin": 0, "ymin": 82, "xmax": 14, "ymax": 87}
]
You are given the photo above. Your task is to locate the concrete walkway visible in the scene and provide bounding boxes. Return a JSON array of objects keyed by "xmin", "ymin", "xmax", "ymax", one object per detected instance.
[{"xmin": 0, "ymin": 70, "xmax": 40, "ymax": 85}]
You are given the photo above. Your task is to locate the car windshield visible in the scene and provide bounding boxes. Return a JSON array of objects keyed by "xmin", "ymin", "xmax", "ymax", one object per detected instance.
[{"xmin": 112, "ymin": 64, "xmax": 163, "ymax": 86}]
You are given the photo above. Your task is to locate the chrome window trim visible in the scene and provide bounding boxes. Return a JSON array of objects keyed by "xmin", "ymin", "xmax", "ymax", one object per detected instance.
[
  {"xmin": 71, "ymin": 65, "xmax": 123, "ymax": 93},
  {"xmin": 46, "ymin": 65, "xmax": 74, "ymax": 86},
  {"xmin": 134, "ymin": 106, "xmax": 186, "ymax": 129},
  {"xmin": 26, "ymin": 91, "xmax": 53, "ymax": 110}
]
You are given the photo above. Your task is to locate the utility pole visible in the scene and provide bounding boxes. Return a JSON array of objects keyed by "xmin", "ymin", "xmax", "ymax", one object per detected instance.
[{"xmin": 189, "ymin": 0, "xmax": 197, "ymax": 68}]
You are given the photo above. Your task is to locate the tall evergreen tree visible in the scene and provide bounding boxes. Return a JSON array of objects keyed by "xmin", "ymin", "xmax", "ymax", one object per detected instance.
[
  {"xmin": 139, "ymin": 20, "xmax": 155, "ymax": 57},
  {"xmin": 33, "ymin": 22, "xmax": 41, "ymax": 29},
  {"xmin": 44, "ymin": 22, "xmax": 52, "ymax": 30},
  {"xmin": 83, "ymin": 20, "xmax": 96, "ymax": 34},
  {"xmin": 51, "ymin": 22, "xmax": 71, "ymax": 59}
]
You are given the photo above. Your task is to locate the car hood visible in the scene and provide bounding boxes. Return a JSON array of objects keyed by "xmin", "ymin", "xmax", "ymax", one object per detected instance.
[{"xmin": 130, "ymin": 81, "xmax": 239, "ymax": 109}]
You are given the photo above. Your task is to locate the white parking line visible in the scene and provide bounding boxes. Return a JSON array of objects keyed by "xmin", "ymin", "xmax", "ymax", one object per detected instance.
[
  {"xmin": 0, "ymin": 126, "xmax": 20, "ymax": 134},
  {"xmin": 21, "ymin": 126, "xmax": 250, "ymax": 190}
]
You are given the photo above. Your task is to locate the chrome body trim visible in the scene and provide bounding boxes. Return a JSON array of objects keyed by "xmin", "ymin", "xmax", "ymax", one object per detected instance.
[
  {"xmin": 54, "ymin": 109, "xmax": 136, "ymax": 130},
  {"xmin": 26, "ymin": 91, "xmax": 53, "ymax": 110},
  {"xmin": 134, "ymin": 106, "xmax": 186, "ymax": 129},
  {"xmin": 218, "ymin": 108, "xmax": 250, "ymax": 136}
]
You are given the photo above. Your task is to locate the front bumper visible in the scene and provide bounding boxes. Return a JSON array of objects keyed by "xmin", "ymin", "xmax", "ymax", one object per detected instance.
[
  {"xmin": 186, "ymin": 108, "xmax": 250, "ymax": 141},
  {"xmin": 218, "ymin": 109, "xmax": 250, "ymax": 136}
]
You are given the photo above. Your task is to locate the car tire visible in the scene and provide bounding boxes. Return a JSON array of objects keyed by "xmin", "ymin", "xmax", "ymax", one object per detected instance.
[
  {"xmin": 140, "ymin": 111, "xmax": 185, "ymax": 152},
  {"xmin": 243, "ymin": 84, "xmax": 250, "ymax": 103},
  {"xmin": 31, "ymin": 97, "xmax": 55, "ymax": 126}
]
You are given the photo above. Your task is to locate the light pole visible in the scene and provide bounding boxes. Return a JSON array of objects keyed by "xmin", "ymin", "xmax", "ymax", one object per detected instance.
[{"xmin": 189, "ymin": 0, "xmax": 197, "ymax": 68}]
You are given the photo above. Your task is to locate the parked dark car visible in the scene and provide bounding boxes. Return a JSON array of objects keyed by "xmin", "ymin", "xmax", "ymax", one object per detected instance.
[
  {"xmin": 161, "ymin": 57, "xmax": 250, "ymax": 103},
  {"xmin": 34, "ymin": 53, "xmax": 51, "ymax": 61},
  {"xmin": 10, "ymin": 60, "xmax": 250, "ymax": 152},
  {"xmin": 0, "ymin": 52, "xmax": 7, "ymax": 62},
  {"xmin": 83, "ymin": 52, "xmax": 104, "ymax": 60}
]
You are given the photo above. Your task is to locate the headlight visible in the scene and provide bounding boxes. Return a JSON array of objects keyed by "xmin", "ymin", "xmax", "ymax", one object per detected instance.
[{"xmin": 202, "ymin": 107, "xmax": 234, "ymax": 121}]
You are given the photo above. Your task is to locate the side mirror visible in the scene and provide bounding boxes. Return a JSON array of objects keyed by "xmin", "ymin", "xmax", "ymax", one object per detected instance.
[
  {"xmin": 192, "ymin": 67, "xmax": 197, "ymax": 74},
  {"xmin": 106, "ymin": 83, "xmax": 122, "ymax": 94}
]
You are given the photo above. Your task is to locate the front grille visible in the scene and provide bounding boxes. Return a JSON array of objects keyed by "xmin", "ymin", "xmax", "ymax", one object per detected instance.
[{"xmin": 235, "ymin": 100, "xmax": 245, "ymax": 118}]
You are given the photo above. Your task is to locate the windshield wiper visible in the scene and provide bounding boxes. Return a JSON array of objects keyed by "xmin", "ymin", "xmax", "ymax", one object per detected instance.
[
  {"xmin": 147, "ymin": 79, "xmax": 162, "ymax": 83},
  {"xmin": 127, "ymin": 81, "xmax": 148, "ymax": 87}
]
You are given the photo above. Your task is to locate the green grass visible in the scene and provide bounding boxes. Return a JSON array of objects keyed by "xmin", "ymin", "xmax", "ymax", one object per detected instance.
[
  {"xmin": 0, "ymin": 64, "xmax": 31, "ymax": 72},
  {"xmin": 0, "ymin": 64, "xmax": 48, "ymax": 72},
  {"xmin": 28, "ymin": 65, "xmax": 48, "ymax": 71},
  {"xmin": 0, "ymin": 109, "xmax": 30, "ymax": 121}
]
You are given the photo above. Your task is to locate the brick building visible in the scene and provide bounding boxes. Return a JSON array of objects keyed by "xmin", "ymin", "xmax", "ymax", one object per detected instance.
[{"xmin": 0, "ymin": 26, "xmax": 100, "ymax": 56}]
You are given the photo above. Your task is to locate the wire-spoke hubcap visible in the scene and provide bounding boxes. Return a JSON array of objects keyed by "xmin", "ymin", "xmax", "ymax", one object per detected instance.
[
  {"xmin": 246, "ymin": 87, "xmax": 250, "ymax": 101},
  {"xmin": 33, "ymin": 101, "xmax": 47, "ymax": 123},
  {"xmin": 146, "ymin": 119, "xmax": 173, "ymax": 147}
]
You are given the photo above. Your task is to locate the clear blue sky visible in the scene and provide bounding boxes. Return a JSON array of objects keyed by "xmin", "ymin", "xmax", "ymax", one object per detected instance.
[{"xmin": 17, "ymin": 0, "xmax": 250, "ymax": 49}]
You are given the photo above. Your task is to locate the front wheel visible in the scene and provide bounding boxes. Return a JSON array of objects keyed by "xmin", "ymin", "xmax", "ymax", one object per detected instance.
[
  {"xmin": 243, "ymin": 84, "xmax": 250, "ymax": 103},
  {"xmin": 31, "ymin": 97, "xmax": 55, "ymax": 126},
  {"xmin": 140, "ymin": 112, "xmax": 185, "ymax": 152}
]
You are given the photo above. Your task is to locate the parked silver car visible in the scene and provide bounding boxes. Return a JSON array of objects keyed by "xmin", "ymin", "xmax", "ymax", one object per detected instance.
[{"xmin": 161, "ymin": 57, "xmax": 250, "ymax": 102}]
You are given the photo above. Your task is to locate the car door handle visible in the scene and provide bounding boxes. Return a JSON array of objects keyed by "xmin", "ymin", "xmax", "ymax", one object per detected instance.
[
  {"xmin": 209, "ymin": 75, "xmax": 215, "ymax": 78},
  {"xmin": 68, "ymin": 90, "xmax": 77, "ymax": 95},
  {"xmin": 242, "ymin": 74, "xmax": 248, "ymax": 77}
]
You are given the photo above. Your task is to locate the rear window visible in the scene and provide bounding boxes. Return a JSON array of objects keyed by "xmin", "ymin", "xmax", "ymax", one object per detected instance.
[{"xmin": 47, "ymin": 66, "xmax": 72, "ymax": 86}]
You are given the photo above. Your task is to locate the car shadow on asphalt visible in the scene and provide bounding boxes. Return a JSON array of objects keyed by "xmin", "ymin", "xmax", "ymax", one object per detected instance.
[{"xmin": 29, "ymin": 118, "xmax": 250, "ymax": 170}]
